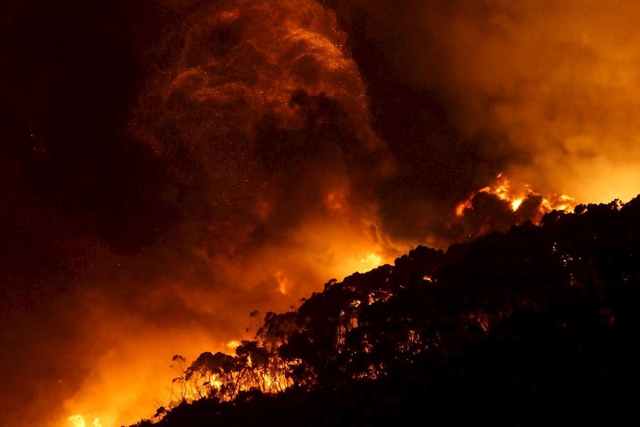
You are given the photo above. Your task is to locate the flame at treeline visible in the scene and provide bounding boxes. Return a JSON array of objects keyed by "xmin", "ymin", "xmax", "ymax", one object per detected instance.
[
  {"xmin": 68, "ymin": 415, "xmax": 102, "ymax": 427},
  {"xmin": 3, "ymin": 1, "xmax": 640, "ymax": 427},
  {"xmin": 455, "ymin": 173, "xmax": 576, "ymax": 217},
  {"xmin": 455, "ymin": 173, "xmax": 577, "ymax": 238},
  {"xmin": 56, "ymin": 1, "xmax": 401, "ymax": 425}
]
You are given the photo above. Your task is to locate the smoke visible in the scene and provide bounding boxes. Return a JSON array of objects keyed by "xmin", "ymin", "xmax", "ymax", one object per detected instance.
[
  {"xmin": 3, "ymin": 1, "xmax": 640, "ymax": 426},
  {"xmin": 325, "ymin": 0, "xmax": 640, "ymax": 239},
  {"xmin": 133, "ymin": 0, "xmax": 391, "ymax": 258},
  {"xmin": 2, "ymin": 1, "xmax": 397, "ymax": 426},
  {"xmin": 69, "ymin": 1, "xmax": 399, "ymax": 423}
]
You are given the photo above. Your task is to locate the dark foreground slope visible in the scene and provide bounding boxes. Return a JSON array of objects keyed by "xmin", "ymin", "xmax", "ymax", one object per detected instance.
[{"xmin": 131, "ymin": 197, "xmax": 640, "ymax": 426}]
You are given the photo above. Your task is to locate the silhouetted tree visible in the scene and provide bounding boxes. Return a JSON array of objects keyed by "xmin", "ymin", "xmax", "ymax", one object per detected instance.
[{"xmin": 131, "ymin": 195, "xmax": 640, "ymax": 427}]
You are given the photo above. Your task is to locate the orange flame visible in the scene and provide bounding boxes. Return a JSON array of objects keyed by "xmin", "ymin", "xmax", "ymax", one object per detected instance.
[
  {"xmin": 67, "ymin": 415, "xmax": 102, "ymax": 427},
  {"xmin": 456, "ymin": 173, "xmax": 577, "ymax": 221},
  {"xmin": 276, "ymin": 271, "xmax": 289, "ymax": 295}
]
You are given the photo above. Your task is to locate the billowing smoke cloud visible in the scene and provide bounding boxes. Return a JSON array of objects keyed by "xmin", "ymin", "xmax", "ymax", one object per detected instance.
[
  {"xmin": 324, "ymin": 0, "xmax": 640, "ymax": 243},
  {"xmin": 133, "ymin": 0, "xmax": 391, "ymax": 258},
  {"xmin": 4, "ymin": 1, "xmax": 640, "ymax": 426},
  {"xmin": 2, "ymin": 1, "xmax": 397, "ymax": 426}
]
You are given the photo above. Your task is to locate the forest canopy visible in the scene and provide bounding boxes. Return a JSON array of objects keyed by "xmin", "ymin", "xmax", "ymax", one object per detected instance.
[{"xmin": 132, "ymin": 196, "xmax": 640, "ymax": 426}]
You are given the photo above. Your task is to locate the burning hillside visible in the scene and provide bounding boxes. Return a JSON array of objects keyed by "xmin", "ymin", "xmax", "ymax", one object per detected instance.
[
  {"xmin": 2, "ymin": 1, "xmax": 640, "ymax": 427},
  {"xmin": 455, "ymin": 173, "xmax": 577, "ymax": 238},
  {"xmin": 127, "ymin": 196, "xmax": 640, "ymax": 426}
]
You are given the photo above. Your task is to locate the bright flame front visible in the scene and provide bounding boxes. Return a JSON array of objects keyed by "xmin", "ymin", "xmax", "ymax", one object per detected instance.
[{"xmin": 456, "ymin": 173, "xmax": 577, "ymax": 219}]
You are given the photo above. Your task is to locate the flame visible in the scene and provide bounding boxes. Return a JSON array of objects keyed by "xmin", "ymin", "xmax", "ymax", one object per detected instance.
[
  {"xmin": 53, "ymin": 0, "xmax": 402, "ymax": 424},
  {"xmin": 58, "ymin": 313, "xmax": 226, "ymax": 427},
  {"xmin": 67, "ymin": 415, "xmax": 102, "ymax": 427},
  {"xmin": 456, "ymin": 173, "xmax": 577, "ymax": 220},
  {"xmin": 67, "ymin": 415, "xmax": 85, "ymax": 427},
  {"xmin": 169, "ymin": 353, "xmax": 296, "ymax": 403},
  {"xmin": 455, "ymin": 199, "xmax": 473, "ymax": 217},
  {"xmin": 226, "ymin": 340, "xmax": 241, "ymax": 350},
  {"xmin": 359, "ymin": 253, "xmax": 383, "ymax": 271},
  {"xmin": 510, "ymin": 197, "xmax": 525, "ymax": 212},
  {"xmin": 541, "ymin": 194, "xmax": 576, "ymax": 212},
  {"xmin": 14, "ymin": 1, "xmax": 640, "ymax": 425},
  {"xmin": 276, "ymin": 272, "xmax": 289, "ymax": 295}
]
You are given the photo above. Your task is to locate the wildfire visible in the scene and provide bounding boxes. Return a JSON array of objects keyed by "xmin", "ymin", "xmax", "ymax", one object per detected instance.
[
  {"xmin": 360, "ymin": 253, "xmax": 383, "ymax": 270},
  {"xmin": 226, "ymin": 340, "xmax": 241, "ymax": 350},
  {"xmin": 67, "ymin": 415, "xmax": 102, "ymax": 427},
  {"xmin": 276, "ymin": 272, "xmax": 289, "ymax": 295},
  {"xmin": 541, "ymin": 194, "xmax": 576, "ymax": 212},
  {"xmin": 456, "ymin": 173, "xmax": 577, "ymax": 221}
]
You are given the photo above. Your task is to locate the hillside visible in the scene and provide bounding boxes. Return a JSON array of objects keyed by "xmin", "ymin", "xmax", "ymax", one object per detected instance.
[{"xmin": 130, "ymin": 197, "xmax": 640, "ymax": 426}]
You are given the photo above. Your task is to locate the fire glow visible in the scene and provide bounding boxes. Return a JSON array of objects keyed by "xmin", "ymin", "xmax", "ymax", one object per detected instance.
[
  {"xmin": 6, "ymin": 1, "xmax": 640, "ymax": 427},
  {"xmin": 456, "ymin": 173, "xmax": 577, "ymax": 220},
  {"xmin": 67, "ymin": 415, "xmax": 102, "ymax": 427}
]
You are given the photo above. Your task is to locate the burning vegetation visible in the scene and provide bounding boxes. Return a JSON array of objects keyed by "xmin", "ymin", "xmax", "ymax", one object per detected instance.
[
  {"xmin": 455, "ymin": 173, "xmax": 577, "ymax": 238},
  {"xmin": 4, "ymin": 1, "xmax": 640, "ymax": 427},
  {"xmin": 123, "ymin": 196, "xmax": 640, "ymax": 426}
]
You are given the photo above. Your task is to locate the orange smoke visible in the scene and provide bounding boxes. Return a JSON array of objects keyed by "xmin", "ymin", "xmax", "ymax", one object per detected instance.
[
  {"xmin": 56, "ymin": 1, "xmax": 400, "ymax": 426},
  {"xmin": 133, "ymin": 0, "xmax": 393, "ymax": 263},
  {"xmin": 354, "ymin": 0, "xmax": 640, "ymax": 204},
  {"xmin": 39, "ymin": 1, "xmax": 640, "ymax": 427}
]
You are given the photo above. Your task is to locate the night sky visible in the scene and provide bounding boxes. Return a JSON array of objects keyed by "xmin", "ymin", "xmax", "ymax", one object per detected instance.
[{"xmin": 3, "ymin": 1, "xmax": 640, "ymax": 426}]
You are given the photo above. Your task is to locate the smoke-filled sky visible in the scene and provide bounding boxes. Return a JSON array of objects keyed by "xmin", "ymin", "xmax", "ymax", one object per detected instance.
[{"xmin": 3, "ymin": 1, "xmax": 640, "ymax": 426}]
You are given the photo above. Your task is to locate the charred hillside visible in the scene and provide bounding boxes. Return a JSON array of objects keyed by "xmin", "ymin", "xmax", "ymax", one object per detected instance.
[{"xmin": 131, "ymin": 196, "xmax": 640, "ymax": 426}]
